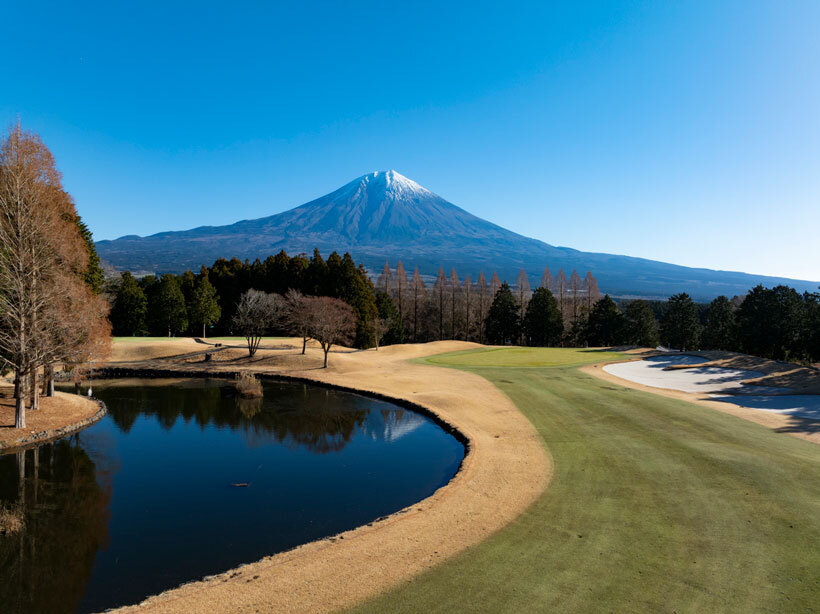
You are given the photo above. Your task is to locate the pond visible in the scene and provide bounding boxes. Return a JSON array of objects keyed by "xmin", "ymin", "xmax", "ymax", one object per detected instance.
[{"xmin": 0, "ymin": 378, "xmax": 465, "ymax": 613}]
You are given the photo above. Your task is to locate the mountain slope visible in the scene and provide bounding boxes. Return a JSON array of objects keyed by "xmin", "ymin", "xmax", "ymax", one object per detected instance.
[{"xmin": 96, "ymin": 171, "xmax": 819, "ymax": 299}]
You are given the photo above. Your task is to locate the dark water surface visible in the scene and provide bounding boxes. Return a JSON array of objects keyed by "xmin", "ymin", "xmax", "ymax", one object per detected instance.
[{"xmin": 0, "ymin": 378, "xmax": 464, "ymax": 613}]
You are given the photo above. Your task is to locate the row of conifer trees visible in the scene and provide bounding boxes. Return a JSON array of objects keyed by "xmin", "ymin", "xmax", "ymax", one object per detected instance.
[
  {"xmin": 108, "ymin": 251, "xmax": 820, "ymax": 362},
  {"xmin": 108, "ymin": 252, "xmax": 604, "ymax": 348}
]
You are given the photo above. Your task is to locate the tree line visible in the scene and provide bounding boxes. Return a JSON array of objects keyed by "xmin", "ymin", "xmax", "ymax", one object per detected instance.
[
  {"xmin": 115, "ymin": 254, "xmax": 820, "ymax": 366},
  {"xmin": 109, "ymin": 248, "xmax": 378, "ymax": 347},
  {"xmin": 656, "ymin": 288, "xmax": 820, "ymax": 362},
  {"xmin": 481, "ymin": 283, "xmax": 820, "ymax": 363},
  {"xmin": 0, "ymin": 125, "xmax": 110, "ymax": 428},
  {"xmin": 108, "ymin": 256, "xmax": 605, "ymax": 350}
]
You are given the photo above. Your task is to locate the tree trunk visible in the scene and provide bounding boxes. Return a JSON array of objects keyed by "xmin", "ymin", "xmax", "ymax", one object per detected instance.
[
  {"xmin": 202, "ymin": 323, "xmax": 206, "ymax": 338},
  {"xmin": 323, "ymin": 345, "xmax": 329, "ymax": 368},
  {"xmin": 44, "ymin": 364, "xmax": 54, "ymax": 397},
  {"xmin": 465, "ymin": 299, "xmax": 470, "ymax": 342},
  {"xmin": 302, "ymin": 335, "xmax": 307, "ymax": 355},
  {"xmin": 413, "ymin": 298, "xmax": 418, "ymax": 341},
  {"xmin": 14, "ymin": 372, "xmax": 25, "ymax": 429},
  {"xmin": 29, "ymin": 369, "xmax": 39, "ymax": 411},
  {"xmin": 451, "ymin": 291, "xmax": 456, "ymax": 340}
]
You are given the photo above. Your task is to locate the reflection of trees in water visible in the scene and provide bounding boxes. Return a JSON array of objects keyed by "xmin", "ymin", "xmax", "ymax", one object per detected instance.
[
  {"xmin": 0, "ymin": 438, "xmax": 111, "ymax": 614},
  {"xmin": 254, "ymin": 403, "xmax": 367, "ymax": 454},
  {"xmin": 94, "ymin": 381, "xmax": 388, "ymax": 454}
]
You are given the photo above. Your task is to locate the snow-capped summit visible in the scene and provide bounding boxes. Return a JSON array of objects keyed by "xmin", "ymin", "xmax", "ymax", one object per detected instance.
[
  {"xmin": 374, "ymin": 170, "xmax": 432, "ymax": 197},
  {"xmin": 96, "ymin": 171, "xmax": 820, "ymax": 298},
  {"xmin": 343, "ymin": 170, "xmax": 433, "ymax": 203}
]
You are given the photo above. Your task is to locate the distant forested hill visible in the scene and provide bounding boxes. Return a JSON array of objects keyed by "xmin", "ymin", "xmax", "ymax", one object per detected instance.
[{"xmin": 96, "ymin": 171, "xmax": 819, "ymax": 300}]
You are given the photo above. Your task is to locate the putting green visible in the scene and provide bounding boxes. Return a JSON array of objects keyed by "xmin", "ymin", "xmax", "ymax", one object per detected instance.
[{"xmin": 353, "ymin": 347, "xmax": 820, "ymax": 613}]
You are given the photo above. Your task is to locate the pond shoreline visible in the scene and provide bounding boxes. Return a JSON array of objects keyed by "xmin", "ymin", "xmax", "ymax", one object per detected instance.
[
  {"xmin": 94, "ymin": 340, "xmax": 549, "ymax": 614},
  {"xmin": 87, "ymin": 366, "xmax": 471, "ymax": 454},
  {"xmin": 0, "ymin": 395, "xmax": 107, "ymax": 453}
]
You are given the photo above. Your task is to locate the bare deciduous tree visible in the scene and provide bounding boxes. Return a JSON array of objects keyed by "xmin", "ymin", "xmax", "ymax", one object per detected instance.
[
  {"xmin": 433, "ymin": 267, "xmax": 447, "ymax": 340},
  {"xmin": 371, "ymin": 317, "xmax": 390, "ymax": 350},
  {"xmin": 46, "ymin": 272, "xmax": 111, "ymax": 397},
  {"xmin": 449, "ymin": 268, "xmax": 460, "ymax": 339},
  {"xmin": 555, "ymin": 269, "xmax": 568, "ymax": 323},
  {"xmin": 411, "ymin": 267, "xmax": 426, "ymax": 341},
  {"xmin": 0, "ymin": 124, "xmax": 102, "ymax": 427},
  {"xmin": 377, "ymin": 260, "xmax": 392, "ymax": 294},
  {"xmin": 476, "ymin": 272, "xmax": 488, "ymax": 344},
  {"xmin": 394, "ymin": 260, "xmax": 408, "ymax": 326},
  {"xmin": 584, "ymin": 271, "xmax": 601, "ymax": 312},
  {"xmin": 307, "ymin": 296, "xmax": 355, "ymax": 367},
  {"xmin": 490, "ymin": 271, "xmax": 501, "ymax": 298},
  {"xmin": 282, "ymin": 289, "xmax": 311, "ymax": 354},
  {"xmin": 540, "ymin": 266, "xmax": 554, "ymax": 292},
  {"xmin": 462, "ymin": 273, "xmax": 473, "ymax": 341},
  {"xmin": 569, "ymin": 269, "xmax": 583, "ymax": 325},
  {"xmin": 232, "ymin": 289, "xmax": 279, "ymax": 357}
]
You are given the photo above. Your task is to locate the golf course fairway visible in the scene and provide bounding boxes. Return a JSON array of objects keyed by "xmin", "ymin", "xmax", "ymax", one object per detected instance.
[{"xmin": 352, "ymin": 347, "xmax": 820, "ymax": 613}]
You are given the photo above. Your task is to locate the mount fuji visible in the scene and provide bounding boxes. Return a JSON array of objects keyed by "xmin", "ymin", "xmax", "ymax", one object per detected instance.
[{"xmin": 95, "ymin": 170, "xmax": 818, "ymax": 299}]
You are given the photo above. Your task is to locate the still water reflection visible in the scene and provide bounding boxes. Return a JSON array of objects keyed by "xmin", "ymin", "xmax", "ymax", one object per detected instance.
[{"xmin": 0, "ymin": 378, "xmax": 464, "ymax": 613}]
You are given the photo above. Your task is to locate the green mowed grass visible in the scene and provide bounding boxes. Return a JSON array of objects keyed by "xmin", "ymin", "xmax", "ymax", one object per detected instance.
[
  {"xmin": 353, "ymin": 348, "xmax": 820, "ymax": 613},
  {"xmin": 424, "ymin": 346, "xmax": 629, "ymax": 368}
]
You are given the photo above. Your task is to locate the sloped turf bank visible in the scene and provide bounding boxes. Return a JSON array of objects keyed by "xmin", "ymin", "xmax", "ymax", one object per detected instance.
[{"xmin": 351, "ymin": 347, "xmax": 820, "ymax": 613}]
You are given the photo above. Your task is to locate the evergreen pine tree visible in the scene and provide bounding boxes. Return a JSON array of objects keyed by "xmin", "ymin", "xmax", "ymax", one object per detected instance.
[
  {"xmin": 586, "ymin": 295, "xmax": 625, "ymax": 346},
  {"xmin": 701, "ymin": 295, "xmax": 737, "ymax": 350},
  {"xmin": 624, "ymin": 300, "xmax": 659, "ymax": 347},
  {"xmin": 522, "ymin": 287, "xmax": 563, "ymax": 346},
  {"xmin": 110, "ymin": 271, "xmax": 147, "ymax": 336},
  {"xmin": 73, "ymin": 215, "xmax": 105, "ymax": 294},
  {"xmin": 189, "ymin": 276, "xmax": 221, "ymax": 337},
  {"xmin": 147, "ymin": 274, "xmax": 188, "ymax": 336},
  {"xmin": 375, "ymin": 291, "xmax": 404, "ymax": 345},
  {"xmin": 485, "ymin": 282, "xmax": 520, "ymax": 345},
  {"xmin": 661, "ymin": 293, "xmax": 701, "ymax": 350}
]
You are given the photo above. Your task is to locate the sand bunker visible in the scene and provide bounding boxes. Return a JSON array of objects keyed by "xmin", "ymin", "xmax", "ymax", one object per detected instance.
[
  {"xmin": 709, "ymin": 394, "xmax": 820, "ymax": 420},
  {"xmin": 604, "ymin": 354, "xmax": 820, "ymax": 421}
]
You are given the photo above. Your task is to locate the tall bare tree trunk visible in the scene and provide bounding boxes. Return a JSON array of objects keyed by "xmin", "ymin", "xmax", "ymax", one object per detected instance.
[
  {"xmin": 29, "ymin": 368, "xmax": 39, "ymax": 410},
  {"xmin": 44, "ymin": 363, "xmax": 55, "ymax": 397},
  {"xmin": 413, "ymin": 294, "xmax": 418, "ymax": 341},
  {"xmin": 14, "ymin": 371, "xmax": 25, "ymax": 428},
  {"xmin": 202, "ymin": 323, "xmax": 206, "ymax": 338}
]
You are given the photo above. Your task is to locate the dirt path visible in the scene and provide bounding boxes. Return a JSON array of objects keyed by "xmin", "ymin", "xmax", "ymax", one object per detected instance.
[{"xmin": 112, "ymin": 340, "xmax": 551, "ymax": 614}]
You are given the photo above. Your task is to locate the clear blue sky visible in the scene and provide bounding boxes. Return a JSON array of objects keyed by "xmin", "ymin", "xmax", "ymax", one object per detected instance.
[{"xmin": 4, "ymin": 1, "xmax": 819, "ymax": 280}]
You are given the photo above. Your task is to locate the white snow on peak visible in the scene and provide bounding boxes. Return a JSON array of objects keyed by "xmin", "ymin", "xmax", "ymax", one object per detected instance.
[{"xmin": 366, "ymin": 170, "xmax": 431, "ymax": 197}]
